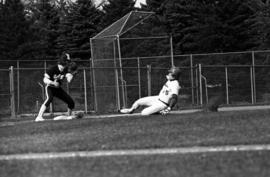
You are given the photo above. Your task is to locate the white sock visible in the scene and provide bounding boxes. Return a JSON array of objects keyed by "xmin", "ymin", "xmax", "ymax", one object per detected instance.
[{"xmin": 37, "ymin": 104, "xmax": 46, "ymax": 117}]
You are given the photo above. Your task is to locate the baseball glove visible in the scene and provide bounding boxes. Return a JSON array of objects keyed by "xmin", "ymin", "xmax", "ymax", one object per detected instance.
[{"xmin": 68, "ymin": 61, "xmax": 78, "ymax": 75}]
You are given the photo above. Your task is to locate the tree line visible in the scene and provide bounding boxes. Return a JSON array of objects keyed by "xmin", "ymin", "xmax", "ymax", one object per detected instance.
[{"xmin": 0, "ymin": 0, "xmax": 270, "ymax": 61}]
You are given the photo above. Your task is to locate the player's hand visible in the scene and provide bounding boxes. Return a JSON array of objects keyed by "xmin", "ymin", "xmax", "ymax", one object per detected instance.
[
  {"xmin": 60, "ymin": 75, "xmax": 64, "ymax": 80},
  {"xmin": 52, "ymin": 81, "xmax": 60, "ymax": 88},
  {"xmin": 53, "ymin": 75, "xmax": 64, "ymax": 81},
  {"xmin": 160, "ymin": 107, "xmax": 171, "ymax": 115}
]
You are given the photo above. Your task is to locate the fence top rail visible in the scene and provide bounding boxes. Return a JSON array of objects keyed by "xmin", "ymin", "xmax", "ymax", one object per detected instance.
[
  {"xmin": 11, "ymin": 67, "xmax": 91, "ymax": 70},
  {"xmin": 203, "ymin": 64, "xmax": 270, "ymax": 68},
  {"xmin": 91, "ymin": 50, "xmax": 270, "ymax": 62},
  {"xmin": 9, "ymin": 66, "xmax": 191, "ymax": 70},
  {"xmin": 7, "ymin": 64, "xmax": 270, "ymax": 70},
  {"xmin": 2, "ymin": 50, "xmax": 270, "ymax": 63},
  {"xmin": 120, "ymin": 36, "xmax": 169, "ymax": 40},
  {"xmin": 0, "ymin": 59, "xmax": 90, "ymax": 62}
]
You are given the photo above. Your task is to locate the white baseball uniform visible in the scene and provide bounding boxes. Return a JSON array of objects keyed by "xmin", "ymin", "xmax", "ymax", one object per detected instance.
[{"xmin": 131, "ymin": 80, "xmax": 181, "ymax": 115}]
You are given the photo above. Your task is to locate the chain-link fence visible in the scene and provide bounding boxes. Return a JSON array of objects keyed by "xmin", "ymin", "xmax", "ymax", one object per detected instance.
[
  {"xmin": 0, "ymin": 60, "xmax": 94, "ymax": 117},
  {"xmin": 1, "ymin": 50, "xmax": 270, "ymax": 117}
]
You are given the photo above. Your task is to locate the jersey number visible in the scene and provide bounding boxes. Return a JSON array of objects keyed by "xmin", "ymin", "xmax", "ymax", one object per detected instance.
[{"xmin": 163, "ymin": 90, "xmax": 169, "ymax": 95}]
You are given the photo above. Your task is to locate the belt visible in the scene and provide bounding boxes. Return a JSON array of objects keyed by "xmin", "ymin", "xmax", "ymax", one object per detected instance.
[{"xmin": 158, "ymin": 99, "xmax": 169, "ymax": 106}]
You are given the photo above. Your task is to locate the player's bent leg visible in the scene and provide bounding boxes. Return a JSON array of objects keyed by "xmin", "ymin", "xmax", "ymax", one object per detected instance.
[
  {"xmin": 35, "ymin": 104, "xmax": 47, "ymax": 122},
  {"xmin": 55, "ymin": 88, "xmax": 75, "ymax": 114},
  {"xmin": 120, "ymin": 96, "xmax": 158, "ymax": 114},
  {"xmin": 141, "ymin": 101, "xmax": 167, "ymax": 116},
  {"xmin": 35, "ymin": 86, "xmax": 54, "ymax": 122}
]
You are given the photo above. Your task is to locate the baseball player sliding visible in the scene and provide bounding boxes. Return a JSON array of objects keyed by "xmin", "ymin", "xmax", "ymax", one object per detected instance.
[
  {"xmin": 120, "ymin": 66, "xmax": 181, "ymax": 116},
  {"xmin": 35, "ymin": 53, "xmax": 78, "ymax": 122}
]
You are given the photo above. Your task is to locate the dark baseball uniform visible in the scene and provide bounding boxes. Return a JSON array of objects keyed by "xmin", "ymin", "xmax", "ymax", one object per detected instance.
[{"xmin": 43, "ymin": 65, "xmax": 74, "ymax": 109}]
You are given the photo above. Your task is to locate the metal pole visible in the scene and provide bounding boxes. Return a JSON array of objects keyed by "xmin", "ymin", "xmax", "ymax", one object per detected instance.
[
  {"xmin": 90, "ymin": 38, "xmax": 98, "ymax": 112},
  {"xmin": 44, "ymin": 60, "xmax": 47, "ymax": 73},
  {"xmin": 123, "ymin": 80, "xmax": 128, "ymax": 107},
  {"xmin": 147, "ymin": 65, "xmax": 152, "ymax": 96},
  {"xmin": 44, "ymin": 60, "xmax": 52, "ymax": 115},
  {"xmin": 117, "ymin": 35, "xmax": 126, "ymax": 108},
  {"xmin": 113, "ymin": 40, "xmax": 121, "ymax": 109},
  {"xmin": 225, "ymin": 67, "xmax": 229, "ymax": 104},
  {"xmin": 17, "ymin": 61, "xmax": 20, "ymax": 114},
  {"xmin": 170, "ymin": 34, "xmax": 174, "ymax": 67},
  {"xmin": 190, "ymin": 54, "xmax": 194, "ymax": 105},
  {"xmin": 250, "ymin": 66, "xmax": 254, "ymax": 104},
  {"xmin": 201, "ymin": 75, "xmax": 208, "ymax": 104},
  {"xmin": 38, "ymin": 82, "xmax": 44, "ymax": 100},
  {"xmin": 83, "ymin": 69, "xmax": 88, "ymax": 113},
  {"xmin": 195, "ymin": 65, "xmax": 199, "ymax": 105},
  {"xmin": 198, "ymin": 64, "xmax": 203, "ymax": 105},
  {"xmin": 137, "ymin": 57, "xmax": 141, "ymax": 98},
  {"xmin": 252, "ymin": 51, "xmax": 256, "ymax": 103},
  {"xmin": 9, "ymin": 66, "xmax": 15, "ymax": 118}
]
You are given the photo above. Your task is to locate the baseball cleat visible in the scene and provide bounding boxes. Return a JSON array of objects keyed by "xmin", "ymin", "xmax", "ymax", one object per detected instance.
[
  {"xmin": 35, "ymin": 116, "xmax": 45, "ymax": 122},
  {"xmin": 120, "ymin": 108, "xmax": 133, "ymax": 114}
]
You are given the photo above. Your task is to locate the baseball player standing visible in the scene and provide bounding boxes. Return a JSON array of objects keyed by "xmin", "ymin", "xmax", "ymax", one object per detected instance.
[
  {"xmin": 120, "ymin": 66, "xmax": 181, "ymax": 115},
  {"xmin": 35, "ymin": 53, "xmax": 78, "ymax": 122}
]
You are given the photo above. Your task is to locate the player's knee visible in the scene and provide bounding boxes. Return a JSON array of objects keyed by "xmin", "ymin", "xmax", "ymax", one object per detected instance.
[
  {"xmin": 44, "ymin": 101, "xmax": 51, "ymax": 107},
  {"xmin": 141, "ymin": 109, "xmax": 152, "ymax": 116},
  {"xmin": 68, "ymin": 100, "xmax": 75, "ymax": 109},
  {"xmin": 133, "ymin": 99, "xmax": 143, "ymax": 107}
]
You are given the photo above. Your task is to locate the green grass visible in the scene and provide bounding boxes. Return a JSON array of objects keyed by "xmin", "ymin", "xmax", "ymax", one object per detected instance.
[
  {"xmin": 1, "ymin": 151, "xmax": 270, "ymax": 177},
  {"xmin": 1, "ymin": 109, "xmax": 270, "ymax": 177}
]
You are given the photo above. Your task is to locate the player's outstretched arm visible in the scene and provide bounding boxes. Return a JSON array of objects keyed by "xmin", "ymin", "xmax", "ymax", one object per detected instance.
[{"xmin": 160, "ymin": 94, "xmax": 178, "ymax": 115}]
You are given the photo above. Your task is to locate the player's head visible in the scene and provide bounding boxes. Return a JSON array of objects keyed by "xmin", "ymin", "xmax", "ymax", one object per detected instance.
[
  {"xmin": 58, "ymin": 52, "xmax": 71, "ymax": 64},
  {"xmin": 167, "ymin": 66, "xmax": 181, "ymax": 80},
  {"xmin": 58, "ymin": 52, "xmax": 71, "ymax": 71}
]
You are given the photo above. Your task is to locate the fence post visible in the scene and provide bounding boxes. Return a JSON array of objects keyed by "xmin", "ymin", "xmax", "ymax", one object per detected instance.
[
  {"xmin": 195, "ymin": 65, "xmax": 199, "ymax": 105},
  {"xmin": 17, "ymin": 61, "xmax": 20, "ymax": 114},
  {"xmin": 9, "ymin": 66, "xmax": 16, "ymax": 118},
  {"xmin": 113, "ymin": 40, "xmax": 121, "ymax": 109},
  {"xmin": 137, "ymin": 57, "xmax": 141, "ymax": 98},
  {"xmin": 43, "ymin": 60, "xmax": 53, "ymax": 115},
  {"xmin": 83, "ymin": 69, "xmax": 88, "ymax": 113},
  {"xmin": 147, "ymin": 65, "xmax": 151, "ymax": 96},
  {"xmin": 225, "ymin": 67, "xmax": 229, "ymax": 104},
  {"xmin": 116, "ymin": 35, "xmax": 126, "ymax": 108},
  {"xmin": 250, "ymin": 66, "xmax": 254, "ymax": 104},
  {"xmin": 201, "ymin": 75, "xmax": 208, "ymax": 104},
  {"xmin": 198, "ymin": 64, "xmax": 203, "ymax": 105},
  {"xmin": 90, "ymin": 38, "xmax": 98, "ymax": 112},
  {"xmin": 170, "ymin": 34, "xmax": 174, "ymax": 67},
  {"xmin": 252, "ymin": 51, "xmax": 256, "ymax": 104},
  {"xmin": 190, "ymin": 54, "xmax": 195, "ymax": 105}
]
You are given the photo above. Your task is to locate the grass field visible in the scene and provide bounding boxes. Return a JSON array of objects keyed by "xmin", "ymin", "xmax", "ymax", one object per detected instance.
[{"xmin": 1, "ymin": 109, "xmax": 270, "ymax": 177}]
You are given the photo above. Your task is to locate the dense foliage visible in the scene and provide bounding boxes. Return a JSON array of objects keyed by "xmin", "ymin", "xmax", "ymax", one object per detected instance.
[{"xmin": 0, "ymin": 0, "xmax": 270, "ymax": 60}]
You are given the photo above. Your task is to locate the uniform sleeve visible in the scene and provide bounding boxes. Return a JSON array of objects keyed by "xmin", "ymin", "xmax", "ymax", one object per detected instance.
[
  {"xmin": 46, "ymin": 66, "xmax": 56, "ymax": 81},
  {"xmin": 171, "ymin": 81, "xmax": 181, "ymax": 95}
]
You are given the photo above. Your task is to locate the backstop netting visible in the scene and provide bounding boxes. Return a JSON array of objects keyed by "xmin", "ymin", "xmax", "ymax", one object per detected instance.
[{"xmin": 90, "ymin": 11, "xmax": 174, "ymax": 113}]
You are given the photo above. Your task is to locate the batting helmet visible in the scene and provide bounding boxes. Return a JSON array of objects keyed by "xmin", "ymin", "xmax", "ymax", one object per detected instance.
[
  {"xmin": 168, "ymin": 66, "xmax": 181, "ymax": 79},
  {"xmin": 58, "ymin": 52, "xmax": 71, "ymax": 65}
]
